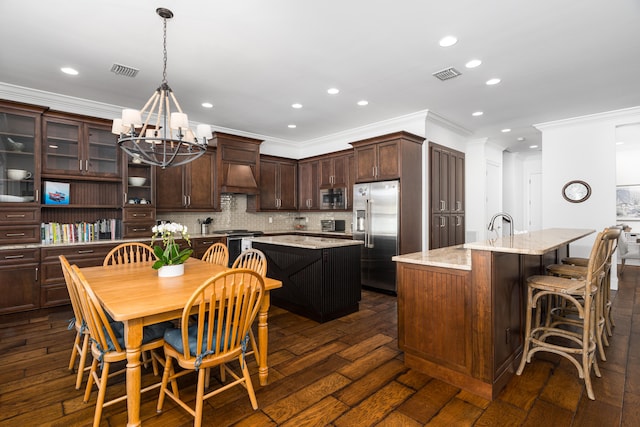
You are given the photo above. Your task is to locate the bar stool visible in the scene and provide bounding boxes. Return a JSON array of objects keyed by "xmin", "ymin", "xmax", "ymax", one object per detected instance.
[
  {"xmin": 546, "ymin": 227, "xmax": 621, "ymax": 361},
  {"xmin": 517, "ymin": 229, "xmax": 610, "ymax": 400}
]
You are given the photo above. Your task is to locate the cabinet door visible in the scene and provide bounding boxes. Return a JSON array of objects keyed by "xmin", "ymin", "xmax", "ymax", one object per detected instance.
[
  {"xmin": 259, "ymin": 159, "xmax": 279, "ymax": 210},
  {"xmin": 331, "ymin": 155, "xmax": 348, "ymax": 187},
  {"xmin": 298, "ymin": 160, "xmax": 319, "ymax": 210},
  {"xmin": 346, "ymin": 153, "xmax": 355, "ymax": 209},
  {"xmin": 42, "ymin": 117, "xmax": 82, "ymax": 175},
  {"xmin": 156, "ymin": 164, "xmax": 186, "ymax": 209},
  {"xmin": 186, "ymin": 149, "xmax": 217, "ymax": 210},
  {"xmin": 430, "ymin": 214, "xmax": 448, "ymax": 249},
  {"xmin": 454, "ymin": 214, "xmax": 465, "ymax": 245},
  {"xmin": 85, "ymin": 124, "xmax": 120, "ymax": 177},
  {"xmin": 0, "ymin": 106, "xmax": 40, "ymax": 204},
  {"xmin": 125, "ymin": 160, "xmax": 154, "ymax": 206},
  {"xmin": 430, "ymin": 146, "xmax": 450, "ymax": 214},
  {"xmin": 454, "ymin": 154, "xmax": 465, "ymax": 213},
  {"xmin": 376, "ymin": 141, "xmax": 400, "ymax": 180},
  {"xmin": 355, "ymin": 145, "xmax": 377, "ymax": 182},
  {"xmin": 319, "ymin": 157, "xmax": 334, "ymax": 188},
  {"xmin": 278, "ymin": 161, "xmax": 297, "ymax": 210},
  {"xmin": 0, "ymin": 248, "xmax": 39, "ymax": 314}
]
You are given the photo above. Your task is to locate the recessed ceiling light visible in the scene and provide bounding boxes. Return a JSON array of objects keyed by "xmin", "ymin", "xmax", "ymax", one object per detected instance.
[
  {"xmin": 439, "ymin": 36, "xmax": 458, "ymax": 47},
  {"xmin": 517, "ymin": 137, "xmax": 525, "ymax": 141},
  {"xmin": 201, "ymin": 102, "xmax": 213, "ymax": 108},
  {"xmin": 288, "ymin": 124, "xmax": 297, "ymax": 129},
  {"xmin": 486, "ymin": 78, "xmax": 501, "ymax": 85},
  {"xmin": 501, "ymin": 128, "xmax": 511, "ymax": 133},
  {"xmin": 472, "ymin": 111, "xmax": 483, "ymax": 116},
  {"xmin": 529, "ymin": 145, "xmax": 539, "ymax": 149},
  {"xmin": 616, "ymin": 141, "xmax": 625, "ymax": 145},
  {"xmin": 357, "ymin": 100, "xmax": 369, "ymax": 106},
  {"xmin": 327, "ymin": 88, "xmax": 340, "ymax": 95},
  {"xmin": 465, "ymin": 59, "xmax": 482, "ymax": 68},
  {"xmin": 61, "ymin": 67, "xmax": 79, "ymax": 75},
  {"xmin": 292, "ymin": 103, "xmax": 303, "ymax": 109}
]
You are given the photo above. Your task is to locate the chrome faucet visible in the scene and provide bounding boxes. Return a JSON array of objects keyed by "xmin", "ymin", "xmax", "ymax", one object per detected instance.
[{"xmin": 488, "ymin": 212, "xmax": 514, "ymax": 236}]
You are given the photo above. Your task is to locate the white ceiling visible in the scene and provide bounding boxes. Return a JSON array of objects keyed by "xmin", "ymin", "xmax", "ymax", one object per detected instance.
[{"xmin": 1, "ymin": 0, "xmax": 640, "ymax": 153}]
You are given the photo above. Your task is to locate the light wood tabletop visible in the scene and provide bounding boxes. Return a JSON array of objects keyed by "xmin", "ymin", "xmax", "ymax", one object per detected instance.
[{"xmin": 80, "ymin": 257, "xmax": 282, "ymax": 427}]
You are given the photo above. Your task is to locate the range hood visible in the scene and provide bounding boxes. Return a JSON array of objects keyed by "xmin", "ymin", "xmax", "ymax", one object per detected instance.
[{"xmin": 220, "ymin": 163, "xmax": 259, "ymax": 194}]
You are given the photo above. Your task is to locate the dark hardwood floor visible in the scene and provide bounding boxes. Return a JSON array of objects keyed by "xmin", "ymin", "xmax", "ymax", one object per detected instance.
[{"xmin": 1, "ymin": 266, "xmax": 639, "ymax": 426}]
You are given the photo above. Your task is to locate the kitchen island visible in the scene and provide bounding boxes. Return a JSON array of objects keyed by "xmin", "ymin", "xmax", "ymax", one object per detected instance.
[
  {"xmin": 393, "ymin": 228, "xmax": 594, "ymax": 400},
  {"xmin": 250, "ymin": 235, "xmax": 363, "ymax": 322}
]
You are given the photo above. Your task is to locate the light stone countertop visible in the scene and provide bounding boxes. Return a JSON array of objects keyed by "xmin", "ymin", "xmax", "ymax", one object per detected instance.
[
  {"xmin": 393, "ymin": 228, "xmax": 595, "ymax": 271},
  {"xmin": 249, "ymin": 235, "xmax": 363, "ymax": 250},
  {"xmin": 392, "ymin": 245, "xmax": 471, "ymax": 270},
  {"xmin": 462, "ymin": 228, "xmax": 594, "ymax": 255}
]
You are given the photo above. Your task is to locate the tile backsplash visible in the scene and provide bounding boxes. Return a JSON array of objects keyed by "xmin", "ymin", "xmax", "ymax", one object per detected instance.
[{"xmin": 157, "ymin": 194, "xmax": 352, "ymax": 234}]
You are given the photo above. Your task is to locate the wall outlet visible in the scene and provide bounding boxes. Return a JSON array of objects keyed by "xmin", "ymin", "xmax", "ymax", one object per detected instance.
[{"xmin": 269, "ymin": 217, "xmax": 273, "ymax": 223}]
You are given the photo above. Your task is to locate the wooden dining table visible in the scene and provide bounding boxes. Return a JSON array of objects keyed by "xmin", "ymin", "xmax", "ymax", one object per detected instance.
[{"xmin": 79, "ymin": 257, "xmax": 282, "ymax": 427}]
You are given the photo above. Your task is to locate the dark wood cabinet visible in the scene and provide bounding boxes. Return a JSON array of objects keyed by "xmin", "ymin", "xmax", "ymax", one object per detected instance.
[
  {"xmin": 319, "ymin": 154, "xmax": 348, "ymax": 188},
  {"xmin": 42, "ymin": 111, "xmax": 120, "ymax": 179},
  {"xmin": 40, "ymin": 243, "xmax": 117, "ymax": 308},
  {"xmin": 351, "ymin": 131, "xmax": 423, "ymax": 183},
  {"xmin": 156, "ymin": 148, "xmax": 217, "ymax": 211},
  {"xmin": 191, "ymin": 236, "xmax": 226, "ymax": 259},
  {"xmin": 429, "ymin": 142, "xmax": 465, "ymax": 249},
  {"xmin": 0, "ymin": 248, "xmax": 40, "ymax": 314},
  {"xmin": 298, "ymin": 159, "xmax": 319, "ymax": 210},
  {"xmin": 250, "ymin": 156, "xmax": 297, "ymax": 211}
]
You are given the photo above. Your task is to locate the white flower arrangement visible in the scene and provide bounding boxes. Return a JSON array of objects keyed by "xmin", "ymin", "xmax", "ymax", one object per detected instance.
[{"xmin": 150, "ymin": 222, "xmax": 193, "ymax": 269}]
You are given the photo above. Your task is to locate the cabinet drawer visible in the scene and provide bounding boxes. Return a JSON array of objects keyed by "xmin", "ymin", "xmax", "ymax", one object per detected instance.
[
  {"xmin": 122, "ymin": 223, "xmax": 155, "ymax": 238},
  {"xmin": 123, "ymin": 207, "xmax": 156, "ymax": 222},
  {"xmin": 0, "ymin": 208, "xmax": 40, "ymax": 223},
  {"xmin": 0, "ymin": 248, "xmax": 40, "ymax": 266},
  {"xmin": 41, "ymin": 243, "xmax": 115, "ymax": 262},
  {"xmin": 0, "ymin": 225, "xmax": 41, "ymax": 244}
]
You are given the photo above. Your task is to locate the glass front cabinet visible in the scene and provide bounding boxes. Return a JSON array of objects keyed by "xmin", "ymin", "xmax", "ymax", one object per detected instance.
[
  {"xmin": 0, "ymin": 101, "xmax": 44, "ymax": 204},
  {"xmin": 42, "ymin": 111, "xmax": 120, "ymax": 178}
]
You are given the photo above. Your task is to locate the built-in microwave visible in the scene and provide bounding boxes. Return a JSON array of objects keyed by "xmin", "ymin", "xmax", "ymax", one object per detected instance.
[{"xmin": 320, "ymin": 187, "xmax": 346, "ymax": 209}]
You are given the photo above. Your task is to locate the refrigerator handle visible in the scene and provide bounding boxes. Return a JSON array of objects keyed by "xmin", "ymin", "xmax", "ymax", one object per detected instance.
[{"xmin": 366, "ymin": 199, "xmax": 374, "ymax": 248}]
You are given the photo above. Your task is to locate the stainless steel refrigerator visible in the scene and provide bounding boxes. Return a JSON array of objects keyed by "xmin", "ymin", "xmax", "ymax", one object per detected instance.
[{"xmin": 353, "ymin": 180, "xmax": 399, "ymax": 293}]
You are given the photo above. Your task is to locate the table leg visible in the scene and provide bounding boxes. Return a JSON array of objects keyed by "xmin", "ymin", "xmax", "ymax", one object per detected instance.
[
  {"xmin": 258, "ymin": 292, "xmax": 270, "ymax": 386},
  {"xmin": 124, "ymin": 319, "xmax": 143, "ymax": 427}
]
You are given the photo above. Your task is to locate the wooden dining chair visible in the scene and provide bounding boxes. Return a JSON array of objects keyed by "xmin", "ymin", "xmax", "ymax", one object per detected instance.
[
  {"xmin": 232, "ymin": 249, "xmax": 267, "ymax": 362},
  {"xmin": 103, "ymin": 242, "xmax": 156, "ymax": 266},
  {"xmin": 59, "ymin": 255, "xmax": 91, "ymax": 390},
  {"xmin": 201, "ymin": 242, "xmax": 229, "ymax": 266},
  {"xmin": 157, "ymin": 269, "xmax": 265, "ymax": 426},
  {"xmin": 69, "ymin": 265, "xmax": 172, "ymax": 427}
]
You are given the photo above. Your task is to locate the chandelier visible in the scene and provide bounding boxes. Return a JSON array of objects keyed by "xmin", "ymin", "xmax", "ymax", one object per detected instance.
[{"xmin": 112, "ymin": 8, "xmax": 211, "ymax": 168}]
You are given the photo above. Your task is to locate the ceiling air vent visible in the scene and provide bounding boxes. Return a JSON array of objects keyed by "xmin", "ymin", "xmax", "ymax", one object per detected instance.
[
  {"xmin": 110, "ymin": 63, "xmax": 139, "ymax": 78},
  {"xmin": 432, "ymin": 67, "xmax": 461, "ymax": 81}
]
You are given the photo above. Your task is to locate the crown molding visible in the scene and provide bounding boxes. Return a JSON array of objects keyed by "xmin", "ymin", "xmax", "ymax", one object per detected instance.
[
  {"xmin": 534, "ymin": 106, "xmax": 640, "ymax": 130},
  {"xmin": 425, "ymin": 110, "xmax": 472, "ymax": 136}
]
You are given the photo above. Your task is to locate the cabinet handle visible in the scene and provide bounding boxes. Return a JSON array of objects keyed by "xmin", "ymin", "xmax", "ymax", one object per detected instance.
[
  {"xmin": 6, "ymin": 214, "xmax": 26, "ymax": 218},
  {"xmin": 35, "ymin": 266, "xmax": 39, "ymax": 282},
  {"xmin": 456, "ymin": 216, "xmax": 462, "ymax": 226},
  {"xmin": 372, "ymin": 166, "xmax": 376, "ymax": 177},
  {"xmin": 440, "ymin": 217, "xmax": 446, "ymax": 227},
  {"xmin": 201, "ymin": 241, "xmax": 214, "ymax": 245},
  {"xmin": 85, "ymin": 160, "xmax": 89, "ymax": 171},
  {"xmin": 187, "ymin": 195, "xmax": 191, "ymax": 207},
  {"xmin": 77, "ymin": 249, "xmax": 94, "ymax": 254},
  {"xmin": 5, "ymin": 233, "xmax": 25, "ymax": 237},
  {"xmin": 4, "ymin": 254, "xmax": 25, "ymax": 259},
  {"xmin": 132, "ymin": 213, "xmax": 147, "ymax": 217},
  {"xmin": 35, "ymin": 189, "xmax": 39, "ymax": 202},
  {"xmin": 123, "ymin": 193, "xmax": 128, "ymax": 205},
  {"xmin": 132, "ymin": 228, "xmax": 148, "ymax": 232},
  {"xmin": 440, "ymin": 200, "xmax": 446, "ymax": 211},
  {"xmin": 79, "ymin": 159, "xmax": 83, "ymax": 171}
]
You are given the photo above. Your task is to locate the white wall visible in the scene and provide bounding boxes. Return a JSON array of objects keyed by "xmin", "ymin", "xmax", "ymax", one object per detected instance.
[{"xmin": 536, "ymin": 107, "xmax": 640, "ymax": 289}]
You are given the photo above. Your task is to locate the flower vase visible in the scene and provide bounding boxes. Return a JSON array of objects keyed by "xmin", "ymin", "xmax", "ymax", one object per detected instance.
[{"xmin": 157, "ymin": 263, "xmax": 184, "ymax": 278}]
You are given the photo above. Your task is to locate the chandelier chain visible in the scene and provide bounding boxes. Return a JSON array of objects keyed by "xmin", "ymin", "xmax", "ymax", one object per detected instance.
[{"xmin": 162, "ymin": 16, "xmax": 168, "ymax": 84}]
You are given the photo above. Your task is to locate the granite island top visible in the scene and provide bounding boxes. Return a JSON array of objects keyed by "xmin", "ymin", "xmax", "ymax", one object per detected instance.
[
  {"xmin": 393, "ymin": 228, "xmax": 595, "ymax": 271},
  {"xmin": 249, "ymin": 235, "xmax": 363, "ymax": 250}
]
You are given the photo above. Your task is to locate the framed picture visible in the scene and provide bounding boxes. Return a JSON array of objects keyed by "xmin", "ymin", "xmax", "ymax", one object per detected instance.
[
  {"xmin": 44, "ymin": 181, "xmax": 70, "ymax": 205},
  {"xmin": 616, "ymin": 185, "xmax": 640, "ymax": 219}
]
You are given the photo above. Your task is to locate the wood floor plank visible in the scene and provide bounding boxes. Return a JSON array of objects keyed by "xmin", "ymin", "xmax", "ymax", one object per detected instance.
[
  {"xmin": 333, "ymin": 381, "xmax": 414, "ymax": 427},
  {"xmin": 396, "ymin": 378, "xmax": 459, "ymax": 423},
  {"xmin": 474, "ymin": 399, "xmax": 527, "ymax": 426},
  {"xmin": 337, "ymin": 345, "xmax": 400, "ymax": 380},
  {"xmin": 522, "ymin": 399, "xmax": 573, "ymax": 427},
  {"xmin": 425, "ymin": 397, "xmax": 484, "ymax": 426},
  {"xmin": 333, "ymin": 359, "xmax": 406, "ymax": 407},
  {"xmin": 280, "ymin": 395, "xmax": 350, "ymax": 427},
  {"xmin": 539, "ymin": 364, "xmax": 583, "ymax": 411}
]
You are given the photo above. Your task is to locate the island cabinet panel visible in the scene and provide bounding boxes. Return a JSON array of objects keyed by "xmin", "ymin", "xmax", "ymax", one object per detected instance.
[
  {"xmin": 397, "ymin": 264, "xmax": 472, "ymax": 375},
  {"xmin": 253, "ymin": 242, "xmax": 361, "ymax": 323}
]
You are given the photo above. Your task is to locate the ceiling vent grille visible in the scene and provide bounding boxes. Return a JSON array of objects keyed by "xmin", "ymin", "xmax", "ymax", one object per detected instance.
[
  {"xmin": 110, "ymin": 63, "xmax": 139, "ymax": 78},
  {"xmin": 432, "ymin": 67, "xmax": 461, "ymax": 81}
]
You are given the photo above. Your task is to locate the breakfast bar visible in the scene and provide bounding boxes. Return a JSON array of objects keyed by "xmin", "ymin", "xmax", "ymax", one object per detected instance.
[{"xmin": 393, "ymin": 228, "xmax": 594, "ymax": 400}]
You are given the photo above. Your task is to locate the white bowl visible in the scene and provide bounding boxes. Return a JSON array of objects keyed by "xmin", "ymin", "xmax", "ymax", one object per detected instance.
[{"xmin": 128, "ymin": 176, "xmax": 146, "ymax": 186}]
